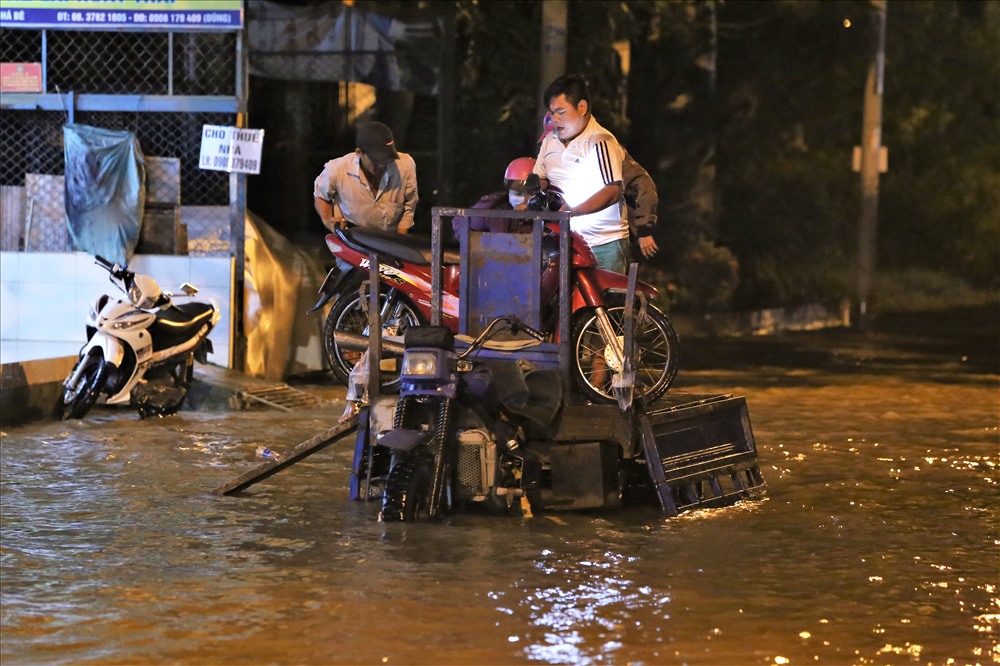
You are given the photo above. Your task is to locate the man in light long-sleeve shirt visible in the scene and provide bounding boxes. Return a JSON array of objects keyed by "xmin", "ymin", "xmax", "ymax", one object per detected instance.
[{"xmin": 313, "ymin": 121, "xmax": 418, "ymax": 234}]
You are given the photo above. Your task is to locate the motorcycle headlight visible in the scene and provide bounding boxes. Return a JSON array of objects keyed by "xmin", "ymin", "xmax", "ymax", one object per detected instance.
[
  {"xmin": 129, "ymin": 274, "xmax": 162, "ymax": 309},
  {"xmin": 402, "ymin": 350, "xmax": 440, "ymax": 377},
  {"xmin": 128, "ymin": 284, "xmax": 145, "ymax": 306},
  {"xmin": 111, "ymin": 315, "xmax": 145, "ymax": 330}
]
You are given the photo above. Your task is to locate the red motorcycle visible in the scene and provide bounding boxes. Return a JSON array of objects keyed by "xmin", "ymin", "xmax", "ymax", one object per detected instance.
[{"xmin": 309, "ymin": 205, "xmax": 679, "ymax": 405}]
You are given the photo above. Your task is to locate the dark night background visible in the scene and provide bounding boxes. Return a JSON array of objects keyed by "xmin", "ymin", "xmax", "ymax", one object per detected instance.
[{"xmin": 246, "ymin": 0, "xmax": 999, "ymax": 315}]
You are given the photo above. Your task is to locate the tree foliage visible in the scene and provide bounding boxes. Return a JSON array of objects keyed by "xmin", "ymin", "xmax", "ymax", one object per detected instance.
[
  {"xmin": 879, "ymin": 0, "xmax": 999, "ymax": 288},
  {"xmin": 452, "ymin": 0, "xmax": 998, "ymax": 310},
  {"xmin": 711, "ymin": 0, "xmax": 875, "ymax": 308},
  {"xmin": 452, "ymin": 0, "xmax": 541, "ymax": 206},
  {"xmin": 712, "ymin": 0, "xmax": 999, "ymax": 307}
]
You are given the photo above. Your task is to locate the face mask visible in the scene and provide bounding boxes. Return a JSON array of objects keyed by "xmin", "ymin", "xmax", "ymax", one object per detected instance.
[{"xmin": 508, "ymin": 191, "xmax": 527, "ymax": 207}]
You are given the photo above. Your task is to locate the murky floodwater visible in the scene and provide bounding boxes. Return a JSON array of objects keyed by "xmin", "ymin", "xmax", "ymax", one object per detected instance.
[{"xmin": 2, "ymin": 322, "xmax": 998, "ymax": 665}]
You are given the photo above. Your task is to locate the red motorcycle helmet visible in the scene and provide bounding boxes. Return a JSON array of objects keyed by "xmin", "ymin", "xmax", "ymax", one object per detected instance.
[{"xmin": 503, "ymin": 157, "xmax": 536, "ymax": 192}]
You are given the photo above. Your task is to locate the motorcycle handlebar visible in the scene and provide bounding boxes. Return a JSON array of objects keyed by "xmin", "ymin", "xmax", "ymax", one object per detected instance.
[
  {"xmin": 526, "ymin": 189, "xmax": 565, "ymax": 213},
  {"xmin": 94, "ymin": 254, "xmax": 131, "ymax": 281},
  {"xmin": 460, "ymin": 315, "xmax": 547, "ymax": 360},
  {"xmin": 508, "ymin": 318, "xmax": 546, "ymax": 342}
]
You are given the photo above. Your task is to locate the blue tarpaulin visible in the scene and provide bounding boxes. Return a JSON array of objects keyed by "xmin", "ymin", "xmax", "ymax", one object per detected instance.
[{"xmin": 63, "ymin": 124, "xmax": 146, "ymax": 265}]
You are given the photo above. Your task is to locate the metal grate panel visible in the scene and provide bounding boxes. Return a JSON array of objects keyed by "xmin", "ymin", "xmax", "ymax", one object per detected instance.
[
  {"xmin": 1, "ymin": 28, "xmax": 239, "ymax": 254},
  {"xmin": 236, "ymin": 384, "xmax": 329, "ymax": 411},
  {"xmin": 0, "ymin": 28, "xmax": 42, "ymax": 62},
  {"xmin": 456, "ymin": 429, "xmax": 494, "ymax": 497}
]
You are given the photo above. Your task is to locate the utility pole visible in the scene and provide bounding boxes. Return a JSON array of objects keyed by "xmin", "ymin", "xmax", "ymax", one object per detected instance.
[
  {"xmin": 539, "ymin": 1, "xmax": 567, "ymax": 122},
  {"xmin": 856, "ymin": 0, "xmax": 887, "ymax": 324}
]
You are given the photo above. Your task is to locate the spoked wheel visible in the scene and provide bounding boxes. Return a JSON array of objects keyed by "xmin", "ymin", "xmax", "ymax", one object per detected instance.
[
  {"xmin": 324, "ymin": 286, "xmax": 423, "ymax": 388},
  {"xmin": 379, "ymin": 454, "xmax": 435, "ymax": 522},
  {"xmin": 571, "ymin": 304, "xmax": 680, "ymax": 407},
  {"xmin": 53, "ymin": 352, "xmax": 109, "ymax": 420}
]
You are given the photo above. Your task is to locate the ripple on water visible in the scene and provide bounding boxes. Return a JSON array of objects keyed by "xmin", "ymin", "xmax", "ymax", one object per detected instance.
[{"xmin": 1, "ymin": 371, "xmax": 997, "ymax": 664}]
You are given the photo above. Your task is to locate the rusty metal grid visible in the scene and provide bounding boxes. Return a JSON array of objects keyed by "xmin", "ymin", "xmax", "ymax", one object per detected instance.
[
  {"xmin": 1, "ymin": 29, "xmax": 236, "ymax": 95},
  {"xmin": 0, "ymin": 111, "xmax": 66, "ymax": 185},
  {"xmin": 48, "ymin": 31, "xmax": 171, "ymax": 94},
  {"xmin": 0, "ymin": 26, "xmax": 42, "ymax": 62},
  {"xmin": 76, "ymin": 110, "xmax": 234, "ymax": 205},
  {"xmin": 1, "ymin": 28, "xmax": 240, "ymax": 254},
  {"xmin": 0, "ymin": 109, "xmax": 234, "ymax": 252},
  {"xmin": 1, "ymin": 109, "xmax": 233, "ymax": 201}
]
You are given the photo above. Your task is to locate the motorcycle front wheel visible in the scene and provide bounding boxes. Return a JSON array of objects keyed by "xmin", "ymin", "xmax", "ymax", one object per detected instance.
[
  {"xmin": 380, "ymin": 453, "xmax": 435, "ymax": 522},
  {"xmin": 571, "ymin": 304, "xmax": 680, "ymax": 407},
  {"xmin": 324, "ymin": 285, "xmax": 423, "ymax": 388},
  {"xmin": 53, "ymin": 351, "xmax": 109, "ymax": 420}
]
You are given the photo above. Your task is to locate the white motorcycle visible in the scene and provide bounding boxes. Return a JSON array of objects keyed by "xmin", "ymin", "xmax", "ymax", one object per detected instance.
[{"xmin": 55, "ymin": 255, "xmax": 221, "ymax": 419}]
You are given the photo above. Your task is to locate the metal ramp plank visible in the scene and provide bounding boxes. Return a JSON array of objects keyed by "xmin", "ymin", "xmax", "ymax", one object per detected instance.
[{"xmin": 212, "ymin": 419, "xmax": 358, "ymax": 496}]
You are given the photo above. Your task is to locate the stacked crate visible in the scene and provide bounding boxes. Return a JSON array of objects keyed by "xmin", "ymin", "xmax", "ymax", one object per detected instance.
[{"xmin": 137, "ymin": 156, "xmax": 185, "ymax": 255}]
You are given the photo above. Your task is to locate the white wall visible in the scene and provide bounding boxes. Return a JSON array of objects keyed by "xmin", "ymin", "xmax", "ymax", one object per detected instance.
[{"xmin": 0, "ymin": 251, "xmax": 232, "ymax": 366}]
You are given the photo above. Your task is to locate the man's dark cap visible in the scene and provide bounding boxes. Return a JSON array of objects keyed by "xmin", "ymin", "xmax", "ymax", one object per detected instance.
[{"xmin": 356, "ymin": 122, "xmax": 399, "ymax": 162}]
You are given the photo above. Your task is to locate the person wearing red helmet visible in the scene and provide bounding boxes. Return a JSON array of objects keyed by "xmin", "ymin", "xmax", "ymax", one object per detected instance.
[
  {"xmin": 451, "ymin": 156, "xmax": 538, "ymax": 237},
  {"xmin": 501, "ymin": 156, "xmax": 538, "ymax": 210},
  {"xmin": 538, "ymin": 111, "xmax": 660, "ymax": 260}
]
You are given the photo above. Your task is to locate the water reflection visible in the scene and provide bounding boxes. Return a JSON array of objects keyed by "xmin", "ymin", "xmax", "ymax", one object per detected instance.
[
  {"xmin": 516, "ymin": 547, "xmax": 655, "ymax": 665},
  {"xmin": 2, "ymin": 353, "xmax": 998, "ymax": 664}
]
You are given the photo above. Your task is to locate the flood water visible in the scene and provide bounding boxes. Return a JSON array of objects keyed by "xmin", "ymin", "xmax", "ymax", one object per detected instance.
[{"xmin": 2, "ymin": 307, "xmax": 997, "ymax": 665}]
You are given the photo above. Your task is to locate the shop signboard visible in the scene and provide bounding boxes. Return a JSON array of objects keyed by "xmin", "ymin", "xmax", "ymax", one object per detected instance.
[
  {"xmin": 0, "ymin": 0, "xmax": 243, "ymax": 31},
  {"xmin": 199, "ymin": 125, "xmax": 264, "ymax": 175},
  {"xmin": 0, "ymin": 63, "xmax": 42, "ymax": 93}
]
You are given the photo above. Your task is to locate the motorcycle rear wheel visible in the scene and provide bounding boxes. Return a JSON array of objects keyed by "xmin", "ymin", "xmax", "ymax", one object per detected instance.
[
  {"xmin": 380, "ymin": 454, "xmax": 435, "ymax": 522},
  {"xmin": 135, "ymin": 355, "xmax": 194, "ymax": 418},
  {"xmin": 571, "ymin": 304, "xmax": 679, "ymax": 407},
  {"xmin": 324, "ymin": 285, "xmax": 423, "ymax": 388},
  {"xmin": 54, "ymin": 352, "xmax": 109, "ymax": 420}
]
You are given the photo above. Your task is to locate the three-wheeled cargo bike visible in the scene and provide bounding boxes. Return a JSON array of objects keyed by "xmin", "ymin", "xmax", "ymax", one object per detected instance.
[{"xmin": 215, "ymin": 207, "xmax": 766, "ymax": 520}]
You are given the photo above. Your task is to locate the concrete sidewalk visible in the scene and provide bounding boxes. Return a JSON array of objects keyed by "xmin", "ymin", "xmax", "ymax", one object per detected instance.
[
  {"xmin": 1, "ymin": 356, "xmax": 78, "ymax": 426},
  {"xmin": 0, "ymin": 357, "xmax": 340, "ymax": 427}
]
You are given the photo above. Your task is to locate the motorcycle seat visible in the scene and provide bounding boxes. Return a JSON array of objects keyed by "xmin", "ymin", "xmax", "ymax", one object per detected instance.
[
  {"xmin": 341, "ymin": 227, "xmax": 461, "ymax": 266},
  {"xmin": 151, "ymin": 302, "xmax": 216, "ymax": 350}
]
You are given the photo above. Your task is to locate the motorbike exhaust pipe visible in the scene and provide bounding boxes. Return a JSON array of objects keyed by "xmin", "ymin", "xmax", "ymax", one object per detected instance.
[{"xmin": 333, "ymin": 330, "xmax": 405, "ymax": 355}]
